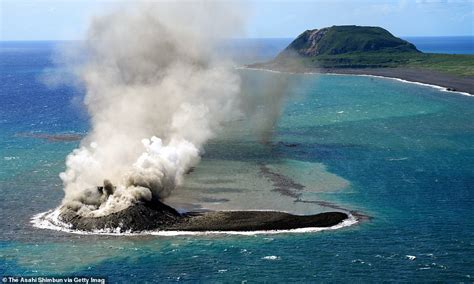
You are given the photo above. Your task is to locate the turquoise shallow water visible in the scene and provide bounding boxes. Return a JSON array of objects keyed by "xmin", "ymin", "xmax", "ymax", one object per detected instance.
[{"xmin": 1, "ymin": 42, "xmax": 474, "ymax": 282}]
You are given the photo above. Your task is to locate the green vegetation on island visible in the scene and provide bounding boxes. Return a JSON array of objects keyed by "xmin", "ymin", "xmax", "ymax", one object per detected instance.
[{"xmin": 265, "ymin": 26, "xmax": 474, "ymax": 77}]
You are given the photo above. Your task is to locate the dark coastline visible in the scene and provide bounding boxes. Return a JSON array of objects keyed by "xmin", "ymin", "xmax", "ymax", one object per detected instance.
[
  {"xmin": 322, "ymin": 67, "xmax": 474, "ymax": 95},
  {"xmin": 58, "ymin": 200, "xmax": 349, "ymax": 233},
  {"xmin": 247, "ymin": 64, "xmax": 474, "ymax": 95}
]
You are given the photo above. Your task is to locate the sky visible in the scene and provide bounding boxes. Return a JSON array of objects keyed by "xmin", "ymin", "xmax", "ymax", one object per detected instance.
[{"xmin": 0, "ymin": 0, "xmax": 473, "ymax": 41}]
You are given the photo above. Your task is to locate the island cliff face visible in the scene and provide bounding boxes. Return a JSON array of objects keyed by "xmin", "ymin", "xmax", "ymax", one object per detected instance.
[
  {"xmin": 277, "ymin": 26, "xmax": 419, "ymax": 59},
  {"xmin": 249, "ymin": 25, "xmax": 474, "ymax": 94},
  {"xmin": 269, "ymin": 25, "xmax": 421, "ymax": 69}
]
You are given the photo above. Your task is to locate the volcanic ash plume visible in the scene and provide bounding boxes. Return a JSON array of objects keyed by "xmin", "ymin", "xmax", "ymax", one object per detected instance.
[{"xmin": 59, "ymin": 3, "xmax": 244, "ymax": 217}]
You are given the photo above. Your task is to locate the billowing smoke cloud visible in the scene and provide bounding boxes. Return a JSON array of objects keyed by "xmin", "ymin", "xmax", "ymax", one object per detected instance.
[{"xmin": 59, "ymin": 2, "xmax": 246, "ymax": 217}]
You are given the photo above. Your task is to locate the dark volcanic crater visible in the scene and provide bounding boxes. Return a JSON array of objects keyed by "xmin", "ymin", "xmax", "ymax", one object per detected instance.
[{"xmin": 59, "ymin": 200, "xmax": 349, "ymax": 233}]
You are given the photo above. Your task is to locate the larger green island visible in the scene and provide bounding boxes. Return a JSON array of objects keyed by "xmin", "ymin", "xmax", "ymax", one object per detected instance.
[{"xmin": 249, "ymin": 25, "xmax": 474, "ymax": 94}]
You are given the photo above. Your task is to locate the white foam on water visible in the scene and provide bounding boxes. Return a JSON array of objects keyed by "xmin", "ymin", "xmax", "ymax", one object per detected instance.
[
  {"xmin": 342, "ymin": 73, "xmax": 473, "ymax": 97},
  {"xmin": 4, "ymin": 156, "xmax": 19, "ymax": 161},
  {"xmin": 262, "ymin": 255, "xmax": 280, "ymax": 260},
  {"xmin": 31, "ymin": 209, "xmax": 358, "ymax": 237},
  {"xmin": 241, "ymin": 67, "xmax": 473, "ymax": 97},
  {"xmin": 387, "ymin": 157, "xmax": 409, "ymax": 161}
]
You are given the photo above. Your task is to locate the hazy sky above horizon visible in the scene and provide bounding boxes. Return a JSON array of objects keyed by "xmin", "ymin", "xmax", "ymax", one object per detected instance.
[{"xmin": 0, "ymin": 0, "xmax": 473, "ymax": 41}]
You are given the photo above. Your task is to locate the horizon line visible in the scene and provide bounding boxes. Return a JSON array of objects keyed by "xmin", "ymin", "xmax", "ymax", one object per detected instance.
[{"xmin": 1, "ymin": 35, "xmax": 474, "ymax": 42}]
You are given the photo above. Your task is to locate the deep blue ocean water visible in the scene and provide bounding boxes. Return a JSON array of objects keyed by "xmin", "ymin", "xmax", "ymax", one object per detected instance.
[
  {"xmin": 404, "ymin": 36, "xmax": 474, "ymax": 54},
  {"xmin": 1, "ymin": 39, "xmax": 473, "ymax": 282}
]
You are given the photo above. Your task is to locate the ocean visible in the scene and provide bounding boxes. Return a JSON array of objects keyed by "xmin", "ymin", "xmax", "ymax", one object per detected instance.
[
  {"xmin": 1, "ymin": 38, "xmax": 473, "ymax": 282},
  {"xmin": 404, "ymin": 36, "xmax": 474, "ymax": 54}
]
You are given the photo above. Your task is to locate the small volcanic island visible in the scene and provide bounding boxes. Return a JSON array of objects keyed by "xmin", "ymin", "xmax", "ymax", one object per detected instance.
[{"xmin": 58, "ymin": 184, "xmax": 349, "ymax": 233}]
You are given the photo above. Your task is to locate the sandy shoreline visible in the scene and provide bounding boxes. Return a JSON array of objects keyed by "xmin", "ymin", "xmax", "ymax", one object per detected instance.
[{"xmin": 246, "ymin": 65, "xmax": 474, "ymax": 95}]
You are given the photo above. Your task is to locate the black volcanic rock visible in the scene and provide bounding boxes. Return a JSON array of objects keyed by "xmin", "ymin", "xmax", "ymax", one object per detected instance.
[
  {"xmin": 59, "ymin": 200, "xmax": 349, "ymax": 233},
  {"xmin": 59, "ymin": 200, "xmax": 182, "ymax": 232},
  {"xmin": 169, "ymin": 210, "xmax": 348, "ymax": 231}
]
